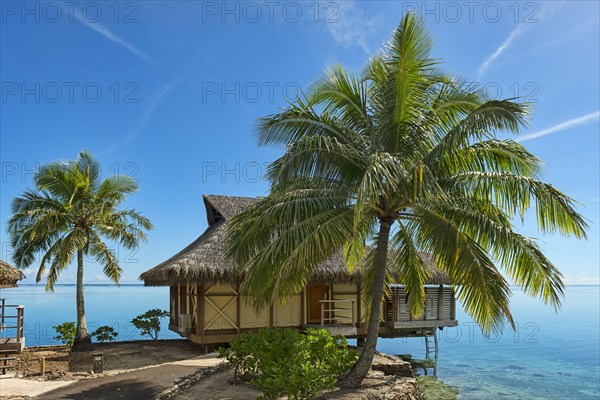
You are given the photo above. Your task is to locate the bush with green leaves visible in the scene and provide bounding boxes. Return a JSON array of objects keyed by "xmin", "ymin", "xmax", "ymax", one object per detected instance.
[
  {"xmin": 131, "ymin": 309, "xmax": 169, "ymax": 341},
  {"xmin": 218, "ymin": 328, "xmax": 357, "ymax": 400},
  {"xmin": 91, "ymin": 325, "xmax": 118, "ymax": 343},
  {"xmin": 53, "ymin": 322, "xmax": 76, "ymax": 347}
]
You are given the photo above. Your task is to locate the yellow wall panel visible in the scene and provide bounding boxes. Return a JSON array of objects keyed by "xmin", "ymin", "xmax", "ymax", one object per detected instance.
[
  {"xmin": 274, "ymin": 295, "xmax": 301, "ymax": 327},
  {"xmin": 239, "ymin": 298, "xmax": 270, "ymax": 329}
]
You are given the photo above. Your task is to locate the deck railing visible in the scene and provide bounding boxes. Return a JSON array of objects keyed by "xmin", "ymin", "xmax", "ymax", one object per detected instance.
[
  {"xmin": 0, "ymin": 299, "xmax": 25, "ymax": 345},
  {"xmin": 319, "ymin": 299, "xmax": 356, "ymax": 327}
]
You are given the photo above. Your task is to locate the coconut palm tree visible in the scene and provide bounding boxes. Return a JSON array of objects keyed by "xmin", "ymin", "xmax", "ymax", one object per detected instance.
[
  {"xmin": 226, "ymin": 14, "xmax": 588, "ymax": 387},
  {"xmin": 7, "ymin": 150, "xmax": 152, "ymax": 350}
]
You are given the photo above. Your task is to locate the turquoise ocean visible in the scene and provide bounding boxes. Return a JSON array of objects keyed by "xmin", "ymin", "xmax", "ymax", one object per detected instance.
[{"xmin": 1, "ymin": 284, "xmax": 598, "ymax": 399}]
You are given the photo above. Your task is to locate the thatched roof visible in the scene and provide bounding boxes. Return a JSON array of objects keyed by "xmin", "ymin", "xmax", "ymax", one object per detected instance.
[
  {"xmin": 140, "ymin": 194, "xmax": 450, "ymax": 287},
  {"xmin": 0, "ymin": 260, "xmax": 25, "ymax": 289}
]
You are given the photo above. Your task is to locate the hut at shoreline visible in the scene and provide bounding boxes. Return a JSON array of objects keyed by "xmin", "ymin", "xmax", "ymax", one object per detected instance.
[{"xmin": 140, "ymin": 195, "xmax": 458, "ymax": 348}]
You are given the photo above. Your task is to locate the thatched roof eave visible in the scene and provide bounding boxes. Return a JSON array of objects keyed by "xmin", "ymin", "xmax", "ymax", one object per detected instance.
[
  {"xmin": 0, "ymin": 260, "xmax": 25, "ymax": 289},
  {"xmin": 140, "ymin": 195, "xmax": 452, "ymax": 287}
]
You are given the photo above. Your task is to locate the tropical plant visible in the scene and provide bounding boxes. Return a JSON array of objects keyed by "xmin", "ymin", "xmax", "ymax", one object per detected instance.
[
  {"xmin": 226, "ymin": 14, "xmax": 588, "ymax": 387},
  {"xmin": 218, "ymin": 328, "xmax": 356, "ymax": 399},
  {"xmin": 91, "ymin": 325, "xmax": 118, "ymax": 343},
  {"xmin": 53, "ymin": 322, "xmax": 76, "ymax": 347},
  {"xmin": 131, "ymin": 308, "xmax": 169, "ymax": 341},
  {"xmin": 8, "ymin": 150, "xmax": 152, "ymax": 350}
]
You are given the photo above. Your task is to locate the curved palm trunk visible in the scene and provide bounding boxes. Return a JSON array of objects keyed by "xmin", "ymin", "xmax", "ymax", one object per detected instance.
[
  {"xmin": 72, "ymin": 250, "xmax": 92, "ymax": 351},
  {"xmin": 341, "ymin": 218, "xmax": 392, "ymax": 387}
]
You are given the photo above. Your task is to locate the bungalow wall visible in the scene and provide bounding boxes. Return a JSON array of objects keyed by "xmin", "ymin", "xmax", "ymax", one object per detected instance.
[
  {"xmin": 170, "ymin": 284, "xmax": 308, "ymax": 344},
  {"xmin": 169, "ymin": 283, "xmax": 456, "ymax": 345}
]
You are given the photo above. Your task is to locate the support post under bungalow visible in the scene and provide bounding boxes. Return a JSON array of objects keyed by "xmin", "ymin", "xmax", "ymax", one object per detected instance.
[{"xmin": 269, "ymin": 303, "xmax": 274, "ymax": 328}]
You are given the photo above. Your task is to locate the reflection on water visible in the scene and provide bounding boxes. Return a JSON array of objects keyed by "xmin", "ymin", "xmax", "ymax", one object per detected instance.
[
  {"xmin": 401, "ymin": 350, "xmax": 460, "ymax": 400},
  {"xmin": 401, "ymin": 353, "xmax": 438, "ymax": 376},
  {"xmin": 399, "ymin": 328, "xmax": 440, "ymax": 377}
]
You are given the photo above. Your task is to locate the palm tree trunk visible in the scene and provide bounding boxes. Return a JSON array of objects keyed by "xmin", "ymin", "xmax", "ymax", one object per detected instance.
[
  {"xmin": 341, "ymin": 218, "xmax": 392, "ymax": 387},
  {"xmin": 72, "ymin": 250, "xmax": 92, "ymax": 351}
]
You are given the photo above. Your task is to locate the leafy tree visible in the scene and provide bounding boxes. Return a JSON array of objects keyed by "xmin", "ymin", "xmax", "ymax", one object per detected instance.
[
  {"xmin": 226, "ymin": 14, "xmax": 588, "ymax": 387},
  {"xmin": 53, "ymin": 322, "xmax": 76, "ymax": 347},
  {"xmin": 91, "ymin": 325, "xmax": 118, "ymax": 343},
  {"xmin": 8, "ymin": 150, "xmax": 152, "ymax": 350},
  {"xmin": 131, "ymin": 309, "xmax": 169, "ymax": 341}
]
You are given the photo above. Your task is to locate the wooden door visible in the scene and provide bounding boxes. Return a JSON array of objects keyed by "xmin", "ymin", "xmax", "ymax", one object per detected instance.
[{"xmin": 307, "ymin": 284, "xmax": 330, "ymax": 324}]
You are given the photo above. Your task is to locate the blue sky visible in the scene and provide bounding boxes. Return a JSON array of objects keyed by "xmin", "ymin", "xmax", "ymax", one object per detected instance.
[{"xmin": 1, "ymin": 1, "xmax": 598, "ymax": 285}]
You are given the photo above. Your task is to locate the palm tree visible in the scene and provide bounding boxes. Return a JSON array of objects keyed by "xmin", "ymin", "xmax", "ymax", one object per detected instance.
[
  {"xmin": 226, "ymin": 14, "xmax": 588, "ymax": 387},
  {"xmin": 7, "ymin": 150, "xmax": 152, "ymax": 350}
]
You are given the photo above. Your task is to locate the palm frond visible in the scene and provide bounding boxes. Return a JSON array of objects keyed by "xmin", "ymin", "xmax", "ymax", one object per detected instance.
[
  {"xmin": 410, "ymin": 206, "xmax": 514, "ymax": 334},
  {"xmin": 88, "ymin": 231, "xmax": 122, "ymax": 284},
  {"xmin": 445, "ymin": 172, "xmax": 588, "ymax": 238}
]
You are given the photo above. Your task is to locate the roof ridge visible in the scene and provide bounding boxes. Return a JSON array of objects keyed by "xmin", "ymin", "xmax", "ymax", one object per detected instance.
[{"xmin": 203, "ymin": 194, "xmax": 258, "ymax": 200}]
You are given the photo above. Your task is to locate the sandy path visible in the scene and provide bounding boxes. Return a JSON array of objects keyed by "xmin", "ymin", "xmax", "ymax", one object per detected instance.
[
  {"xmin": 171, "ymin": 369, "xmax": 262, "ymax": 400},
  {"xmin": 0, "ymin": 373, "xmax": 74, "ymax": 398}
]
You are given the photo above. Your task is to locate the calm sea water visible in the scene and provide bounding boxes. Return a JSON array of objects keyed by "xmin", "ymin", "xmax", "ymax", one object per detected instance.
[
  {"xmin": 0, "ymin": 285, "xmax": 182, "ymax": 344},
  {"xmin": 1, "ymin": 285, "xmax": 598, "ymax": 399}
]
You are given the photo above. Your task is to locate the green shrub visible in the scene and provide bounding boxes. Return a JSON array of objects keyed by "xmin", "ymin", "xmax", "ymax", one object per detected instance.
[
  {"xmin": 131, "ymin": 309, "xmax": 169, "ymax": 341},
  {"xmin": 53, "ymin": 322, "xmax": 76, "ymax": 346},
  {"xmin": 91, "ymin": 325, "xmax": 118, "ymax": 343},
  {"xmin": 218, "ymin": 328, "xmax": 357, "ymax": 400}
]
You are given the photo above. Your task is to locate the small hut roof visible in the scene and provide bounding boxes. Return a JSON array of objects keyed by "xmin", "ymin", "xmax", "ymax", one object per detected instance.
[
  {"xmin": 0, "ymin": 260, "xmax": 25, "ymax": 289},
  {"xmin": 140, "ymin": 195, "xmax": 450, "ymax": 286}
]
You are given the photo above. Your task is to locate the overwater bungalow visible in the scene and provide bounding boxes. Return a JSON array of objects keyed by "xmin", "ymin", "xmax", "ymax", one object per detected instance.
[{"xmin": 140, "ymin": 195, "xmax": 458, "ymax": 350}]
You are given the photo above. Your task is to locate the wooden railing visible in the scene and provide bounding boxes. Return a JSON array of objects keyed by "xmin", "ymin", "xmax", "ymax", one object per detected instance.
[
  {"xmin": 0, "ymin": 298, "xmax": 25, "ymax": 345},
  {"xmin": 319, "ymin": 299, "xmax": 356, "ymax": 327},
  {"xmin": 390, "ymin": 286, "xmax": 455, "ymax": 323}
]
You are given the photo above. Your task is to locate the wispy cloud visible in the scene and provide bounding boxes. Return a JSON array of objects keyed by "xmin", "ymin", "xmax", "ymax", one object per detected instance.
[
  {"xmin": 71, "ymin": 11, "xmax": 153, "ymax": 64},
  {"xmin": 563, "ymin": 276, "xmax": 600, "ymax": 285},
  {"xmin": 326, "ymin": 1, "xmax": 377, "ymax": 54},
  {"xmin": 85, "ymin": 275, "xmax": 111, "ymax": 283},
  {"xmin": 99, "ymin": 60, "xmax": 200, "ymax": 156},
  {"xmin": 98, "ymin": 80, "xmax": 176, "ymax": 156},
  {"xmin": 477, "ymin": 25, "xmax": 528, "ymax": 79},
  {"xmin": 517, "ymin": 111, "xmax": 600, "ymax": 142},
  {"xmin": 477, "ymin": 2, "xmax": 564, "ymax": 79}
]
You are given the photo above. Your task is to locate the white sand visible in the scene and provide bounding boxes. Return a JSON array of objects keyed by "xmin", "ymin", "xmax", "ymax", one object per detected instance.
[{"xmin": 0, "ymin": 373, "xmax": 74, "ymax": 398}]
